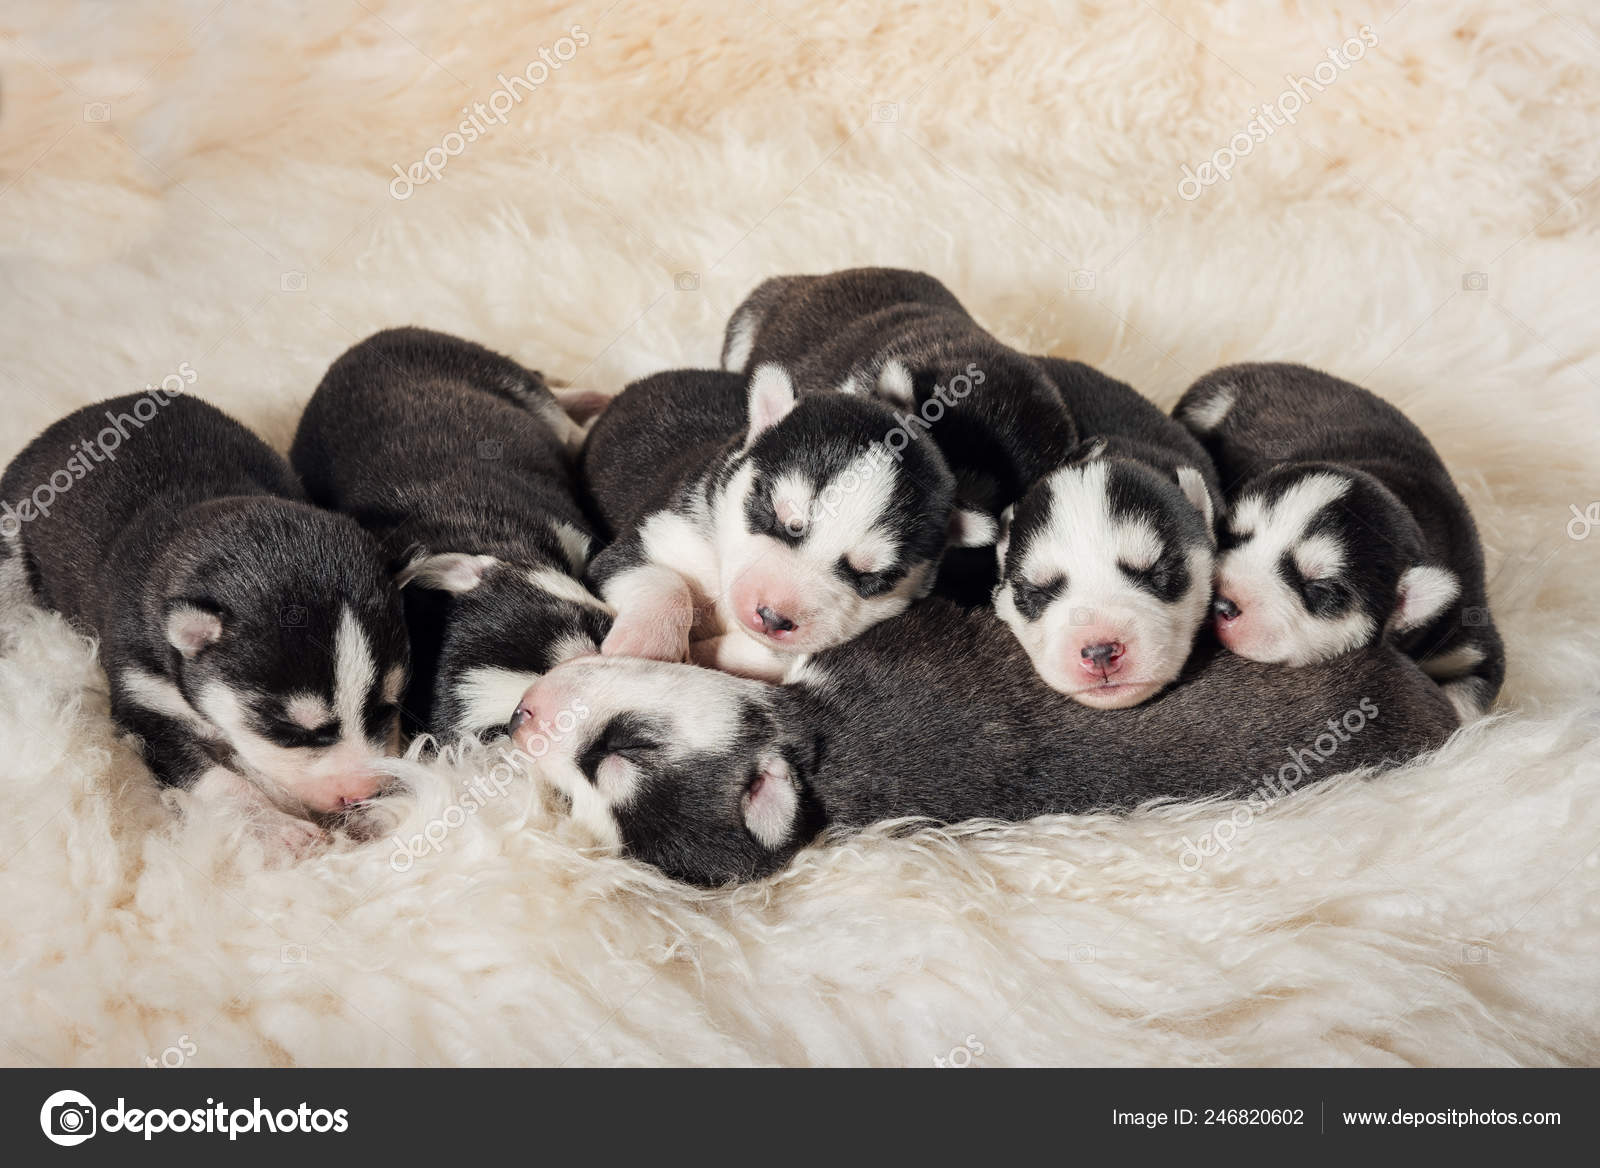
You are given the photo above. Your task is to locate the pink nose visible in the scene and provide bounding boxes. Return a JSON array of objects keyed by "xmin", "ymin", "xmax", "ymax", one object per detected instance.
[
  {"xmin": 509, "ymin": 676, "xmax": 568, "ymax": 741},
  {"xmin": 317, "ymin": 773, "xmax": 382, "ymax": 811},
  {"xmin": 746, "ymin": 603, "xmax": 797, "ymax": 639},
  {"xmin": 1079, "ymin": 641, "xmax": 1126, "ymax": 676}
]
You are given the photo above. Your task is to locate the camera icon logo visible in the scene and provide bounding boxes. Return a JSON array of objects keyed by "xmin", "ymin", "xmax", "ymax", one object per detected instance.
[
  {"xmin": 477, "ymin": 439, "xmax": 504, "ymax": 461},
  {"xmin": 1462, "ymin": 606, "xmax": 1490, "ymax": 627},
  {"xmin": 40, "ymin": 1089, "xmax": 97, "ymax": 1146},
  {"xmin": 673, "ymin": 271, "xmax": 700, "ymax": 292},
  {"xmin": 1461, "ymin": 944, "xmax": 1491, "ymax": 965},
  {"xmin": 280, "ymin": 271, "xmax": 307, "ymax": 292},
  {"xmin": 1070, "ymin": 269, "xmax": 1097, "ymax": 291},
  {"xmin": 1461, "ymin": 272, "xmax": 1488, "ymax": 292},
  {"xmin": 1069, "ymin": 944, "xmax": 1098, "ymax": 964},
  {"xmin": 280, "ymin": 604, "xmax": 308, "ymax": 628},
  {"xmin": 871, "ymin": 102, "xmax": 899, "ymax": 123},
  {"xmin": 83, "ymin": 102, "xmax": 111, "ymax": 123},
  {"xmin": 1069, "ymin": 606, "xmax": 1097, "ymax": 627},
  {"xmin": 281, "ymin": 944, "xmax": 308, "ymax": 964}
]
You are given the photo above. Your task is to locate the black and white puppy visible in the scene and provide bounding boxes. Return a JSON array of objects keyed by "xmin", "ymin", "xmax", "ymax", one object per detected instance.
[
  {"xmin": 992, "ymin": 357, "xmax": 1221, "ymax": 708},
  {"xmin": 722, "ymin": 267, "xmax": 1076, "ymax": 531},
  {"xmin": 579, "ymin": 366, "xmax": 958, "ymax": 681},
  {"xmin": 291, "ymin": 327, "xmax": 610, "ymax": 741},
  {"xmin": 1, "ymin": 394, "xmax": 409, "ymax": 848},
  {"xmin": 508, "ymin": 600, "xmax": 1458, "ymax": 886},
  {"xmin": 1174, "ymin": 362, "xmax": 1503, "ymax": 719}
]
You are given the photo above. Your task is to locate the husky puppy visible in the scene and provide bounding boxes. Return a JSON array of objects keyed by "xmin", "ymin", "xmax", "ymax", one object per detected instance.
[
  {"xmin": 722, "ymin": 267, "xmax": 1076, "ymax": 529},
  {"xmin": 1174, "ymin": 362, "xmax": 1503, "ymax": 719},
  {"xmin": 578, "ymin": 365, "xmax": 961, "ymax": 681},
  {"xmin": 508, "ymin": 600, "xmax": 1458, "ymax": 886},
  {"xmin": 992, "ymin": 357, "xmax": 1221, "ymax": 708},
  {"xmin": 291, "ymin": 327, "xmax": 610, "ymax": 741},
  {"xmin": 1, "ymin": 395, "xmax": 409, "ymax": 848}
]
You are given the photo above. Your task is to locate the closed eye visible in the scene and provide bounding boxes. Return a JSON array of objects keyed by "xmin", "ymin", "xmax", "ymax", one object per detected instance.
[
  {"xmin": 837, "ymin": 556, "xmax": 900, "ymax": 597},
  {"xmin": 1012, "ymin": 575, "xmax": 1065, "ymax": 620},
  {"xmin": 1300, "ymin": 578, "xmax": 1343, "ymax": 614},
  {"xmin": 273, "ymin": 717, "xmax": 341, "ymax": 748}
]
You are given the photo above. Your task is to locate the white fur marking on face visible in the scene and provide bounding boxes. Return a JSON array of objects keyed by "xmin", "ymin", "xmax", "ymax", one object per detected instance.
[
  {"xmin": 551, "ymin": 521, "xmax": 592, "ymax": 574},
  {"xmin": 527, "ymin": 568, "xmax": 612, "ymax": 612},
  {"xmin": 166, "ymin": 605, "xmax": 223, "ymax": 658},
  {"xmin": 285, "ymin": 693, "xmax": 332, "ymax": 730},
  {"xmin": 1391, "ymin": 564, "xmax": 1461, "ymax": 632},
  {"xmin": 455, "ymin": 666, "xmax": 542, "ymax": 735},
  {"xmin": 384, "ymin": 664, "xmax": 407, "ymax": 704},
  {"xmin": 741, "ymin": 753, "xmax": 798, "ymax": 849},
  {"xmin": 332, "ymin": 606, "xmax": 377, "ymax": 744},
  {"xmin": 877, "ymin": 359, "xmax": 915, "ymax": 407},
  {"xmin": 723, "ymin": 308, "xmax": 758, "ymax": 372},
  {"xmin": 770, "ymin": 470, "xmax": 814, "ymax": 536},
  {"xmin": 837, "ymin": 374, "xmax": 862, "ymax": 395},
  {"xmin": 397, "ymin": 552, "xmax": 499, "ymax": 593},
  {"xmin": 119, "ymin": 667, "xmax": 220, "ymax": 738},
  {"xmin": 993, "ymin": 462, "xmax": 1210, "ymax": 702},
  {"xmin": 1294, "ymin": 535, "xmax": 1345, "ymax": 580},
  {"xmin": 846, "ymin": 530, "xmax": 898, "ymax": 574},
  {"xmin": 744, "ymin": 363, "xmax": 796, "ymax": 446},
  {"xmin": 1182, "ymin": 384, "xmax": 1237, "ymax": 433},
  {"xmin": 594, "ymin": 754, "xmax": 641, "ymax": 804},
  {"xmin": 1216, "ymin": 473, "xmax": 1377, "ymax": 665}
]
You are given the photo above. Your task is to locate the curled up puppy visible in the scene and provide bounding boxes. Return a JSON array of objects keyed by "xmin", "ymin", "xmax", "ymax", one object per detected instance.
[
  {"xmin": 1175, "ymin": 362, "xmax": 1503, "ymax": 720},
  {"xmin": 291, "ymin": 327, "xmax": 610, "ymax": 742},
  {"xmin": 0, "ymin": 395, "xmax": 410, "ymax": 854},
  {"xmin": 506, "ymin": 600, "xmax": 1458, "ymax": 887},
  {"xmin": 578, "ymin": 365, "xmax": 959, "ymax": 681}
]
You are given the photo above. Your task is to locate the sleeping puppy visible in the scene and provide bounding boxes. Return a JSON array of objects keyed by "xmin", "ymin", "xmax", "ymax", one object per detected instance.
[
  {"xmin": 508, "ymin": 599, "xmax": 1459, "ymax": 887},
  {"xmin": 722, "ymin": 267, "xmax": 1076, "ymax": 533},
  {"xmin": 992, "ymin": 357, "xmax": 1221, "ymax": 709},
  {"xmin": 291, "ymin": 327, "xmax": 610, "ymax": 742},
  {"xmin": 579, "ymin": 366, "xmax": 961, "ymax": 681},
  {"xmin": 1, "ymin": 395, "xmax": 409, "ymax": 850},
  {"xmin": 1175, "ymin": 362, "xmax": 1504, "ymax": 720}
]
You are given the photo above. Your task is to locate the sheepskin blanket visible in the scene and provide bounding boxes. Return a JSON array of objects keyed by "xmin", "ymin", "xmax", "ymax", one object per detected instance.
[{"xmin": 2, "ymin": 0, "xmax": 1598, "ymax": 1068}]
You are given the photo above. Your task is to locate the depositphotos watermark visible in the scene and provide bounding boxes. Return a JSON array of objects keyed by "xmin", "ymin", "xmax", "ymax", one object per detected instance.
[
  {"xmin": 389, "ymin": 26, "xmax": 590, "ymax": 199},
  {"xmin": 40, "ymin": 1089, "xmax": 348, "ymax": 1145},
  {"xmin": 1177, "ymin": 697, "xmax": 1380, "ymax": 871},
  {"xmin": 1177, "ymin": 25, "xmax": 1379, "ymax": 200},
  {"xmin": 0, "ymin": 363, "xmax": 197, "ymax": 540}
]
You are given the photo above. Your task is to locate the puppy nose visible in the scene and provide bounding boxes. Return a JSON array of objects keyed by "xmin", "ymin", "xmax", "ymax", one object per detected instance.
[
  {"xmin": 1214, "ymin": 596, "xmax": 1241, "ymax": 621},
  {"xmin": 756, "ymin": 604, "xmax": 796, "ymax": 634},
  {"xmin": 1081, "ymin": 642, "xmax": 1125, "ymax": 671},
  {"xmin": 509, "ymin": 677, "xmax": 565, "ymax": 738}
]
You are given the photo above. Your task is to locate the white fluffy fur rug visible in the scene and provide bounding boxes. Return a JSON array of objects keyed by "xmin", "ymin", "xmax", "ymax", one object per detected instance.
[{"xmin": 2, "ymin": 0, "xmax": 1598, "ymax": 1068}]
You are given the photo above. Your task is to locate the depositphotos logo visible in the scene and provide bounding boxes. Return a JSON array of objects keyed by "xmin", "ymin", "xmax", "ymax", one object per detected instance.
[{"xmin": 39, "ymin": 1089, "xmax": 350, "ymax": 1143}]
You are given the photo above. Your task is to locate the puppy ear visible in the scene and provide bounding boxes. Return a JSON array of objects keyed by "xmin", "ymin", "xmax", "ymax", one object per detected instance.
[
  {"xmin": 948, "ymin": 507, "xmax": 998, "ymax": 549},
  {"xmin": 993, "ymin": 504, "xmax": 1015, "ymax": 567},
  {"xmin": 396, "ymin": 552, "xmax": 499, "ymax": 594},
  {"xmin": 741, "ymin": 752, "xmax": 800, "ymax": 850},
  {"xmin": 744, "ymin": 364, "xmax": 797, "ymax": 446},
  {"xmin": 1391, "ymin": 564, "xmax": 1460, "ymax": 632},
  {"xmin": 1175, "ymin": 466, "xmax": 1216, "ymax": 535},
  {"xmin": 1064, "ymin": 437, "xmax": 1108, "ymax": 465},
  {"xmin": 165, "ymin": 600, "xmax": 225, "ymax": 659}
]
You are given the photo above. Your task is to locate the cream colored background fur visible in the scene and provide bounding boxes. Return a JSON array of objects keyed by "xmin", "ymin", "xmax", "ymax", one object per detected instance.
[{"xmin": 1, "ymin": 1, "xmax": 1598, "ymax": 1067}]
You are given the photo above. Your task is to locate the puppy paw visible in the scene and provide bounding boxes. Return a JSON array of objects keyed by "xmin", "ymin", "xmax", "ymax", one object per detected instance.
[{"xmin": 602, "ymin": 615, "xmax": 690, "ymax": 663}]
